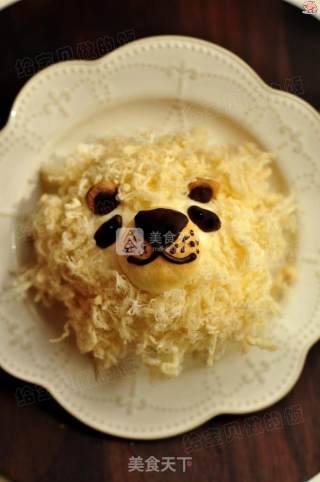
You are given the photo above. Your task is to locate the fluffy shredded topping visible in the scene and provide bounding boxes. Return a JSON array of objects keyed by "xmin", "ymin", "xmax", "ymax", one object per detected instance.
[{"xmin": 23, "ymin": 131, "xmax": 297, "ymax": 377}]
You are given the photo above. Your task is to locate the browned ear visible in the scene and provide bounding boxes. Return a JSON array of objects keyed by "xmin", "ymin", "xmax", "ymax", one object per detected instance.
[
  {"xmin": 86, "ymin": 181, "xmax": 119, "ymax": 215},
  {"xmin": 188, "ymin": 178, "xmax": 219, "ymax": 203}
]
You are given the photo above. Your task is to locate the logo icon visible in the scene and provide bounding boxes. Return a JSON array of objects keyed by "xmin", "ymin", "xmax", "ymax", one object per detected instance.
[
  {"xmin": 116, "ymin": 228, "xmax": 145, "ymax": 256},
  {"xmin": 302, "ymin": 0, "xmax": 318, "ymax": 13}
]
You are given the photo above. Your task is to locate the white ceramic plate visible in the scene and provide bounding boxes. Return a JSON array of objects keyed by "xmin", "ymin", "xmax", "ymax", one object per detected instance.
[
  {"xmin": 0, "ymin": 0, "xmax": 21, "ymax": 11},
  {"xmin": 308, "ymin": 475, "xmax": 320, "ymax": 482},
  {"xmin": 0, "ymin": 36, "xmax": 320, "ymax": 440}
]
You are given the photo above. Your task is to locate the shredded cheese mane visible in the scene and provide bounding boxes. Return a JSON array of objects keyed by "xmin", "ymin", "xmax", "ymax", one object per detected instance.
[{"xmin": 23, "ymin": 131, "xmax": 297, "ymax": 377}]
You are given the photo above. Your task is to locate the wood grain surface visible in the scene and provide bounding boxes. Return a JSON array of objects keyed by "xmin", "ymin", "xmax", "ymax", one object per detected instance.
[{"xmin": 0, "ymin": 1, "xmax": 319, "ymax": 481}]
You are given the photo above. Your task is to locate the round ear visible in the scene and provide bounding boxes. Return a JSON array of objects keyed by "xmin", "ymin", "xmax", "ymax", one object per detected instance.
[
  {"xmin": 188, "ymin": 178, "xmax": 219, "ymax": 203},
  {"xmin": 86, "ymin": 181, "xmax": 119, "ymax": 215}
]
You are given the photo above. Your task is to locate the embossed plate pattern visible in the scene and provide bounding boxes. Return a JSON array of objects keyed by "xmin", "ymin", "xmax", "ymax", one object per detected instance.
[{"xmin": 0, "ymin": 36, "xmax": 319, "ymax": 439}]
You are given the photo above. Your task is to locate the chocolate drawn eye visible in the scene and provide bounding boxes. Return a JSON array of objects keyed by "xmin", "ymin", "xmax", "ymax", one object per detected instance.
[
  {"xmin": 188, "ymin": 206, "xmax": 221, "ymax": 232},
  {"xmin": 94, "ymin": 215, "xmax": 122, "ymax": 249},
  {"xmin": 188, "ymin": 178, "xmax": 219, "ymax": 203},
  {"xmin": 86, "ymin": 181, "xmax": 120, "ymax": 215}
]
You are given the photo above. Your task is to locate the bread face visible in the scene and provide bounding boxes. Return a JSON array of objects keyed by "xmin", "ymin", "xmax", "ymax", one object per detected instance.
[{"xmin": 116, "ymin": 220, "xmax": 202, "ymax": 294}]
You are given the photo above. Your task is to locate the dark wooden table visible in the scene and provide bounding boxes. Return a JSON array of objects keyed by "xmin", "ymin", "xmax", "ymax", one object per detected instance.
[{"xmin": 0, "ymin": 1, "xmax": 319, "ymax": 481}]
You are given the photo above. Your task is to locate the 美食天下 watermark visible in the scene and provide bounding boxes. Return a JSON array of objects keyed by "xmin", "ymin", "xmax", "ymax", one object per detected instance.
[{"xmin": 128, "ymin": 456, "xmax": 193, "ymax": 473}]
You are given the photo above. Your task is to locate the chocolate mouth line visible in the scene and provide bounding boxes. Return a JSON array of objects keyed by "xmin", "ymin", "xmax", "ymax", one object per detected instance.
[
  {"xmin": 128, "ymin": 250, "xmax": 160, "ymax": 266},
  {"xmin": 128, "ymin": 248, "xmax": 197, "ymax": 266},
  {"xmin": 161, "ymin": 251, "xmax": 197, "ymax": 265}
]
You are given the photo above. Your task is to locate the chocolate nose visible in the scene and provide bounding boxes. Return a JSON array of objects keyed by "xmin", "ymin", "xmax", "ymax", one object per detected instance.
[{"xmin": 134, "ymin": 208, "xmax": 188, "ymax": 248}]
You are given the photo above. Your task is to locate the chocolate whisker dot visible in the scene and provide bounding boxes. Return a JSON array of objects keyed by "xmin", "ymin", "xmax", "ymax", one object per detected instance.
[{"xmin": 189, "ymin": 241, "xmax": 195, "ymax": 247}]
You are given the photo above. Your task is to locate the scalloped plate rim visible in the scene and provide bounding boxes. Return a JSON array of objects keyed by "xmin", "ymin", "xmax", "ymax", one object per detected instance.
[
  {"xmin": 0, "ymin": 335, "xmax": 316, "ymax": 440},
  {"xmin": 2, "ymin": 35, "xmax": 320, "ymax": 135}
]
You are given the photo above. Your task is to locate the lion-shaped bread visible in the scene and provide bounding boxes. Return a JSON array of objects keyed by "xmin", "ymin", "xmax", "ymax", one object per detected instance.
[{"xmin": 25, "ymin": 131, "xmax": 296, "ymax": 377}]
